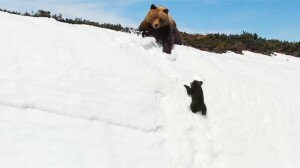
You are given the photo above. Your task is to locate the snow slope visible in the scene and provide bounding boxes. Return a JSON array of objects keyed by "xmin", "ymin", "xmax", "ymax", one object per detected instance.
[{"xmin": 1, "ymin": 11, "xmax": 300, "ymax": 168}]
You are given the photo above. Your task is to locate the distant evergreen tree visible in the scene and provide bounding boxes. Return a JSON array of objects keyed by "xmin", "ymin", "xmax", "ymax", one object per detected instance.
[
  {"xmin": 23, "ymin": 12, "xmax": 31, "ymax": 16},
  {"xmin": 52, "ymin": 14, "xmax": 63, "ymax": 21},
  {"xmin": 34, "ymin": 10, "xmax": 51, "ymax": 18}
]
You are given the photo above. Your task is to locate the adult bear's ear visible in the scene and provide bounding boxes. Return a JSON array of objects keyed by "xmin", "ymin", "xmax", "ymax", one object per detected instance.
[
  {"xmin": 150, "ymin": 4, "xmax": 157, "ymax": 9},
  {"xmin": 199, "ymin": 81, "xmax": 203, "ymax": 85},
  {"xmin": 163, "ymin": 8, "xmax": 169, "ymax": 14}
]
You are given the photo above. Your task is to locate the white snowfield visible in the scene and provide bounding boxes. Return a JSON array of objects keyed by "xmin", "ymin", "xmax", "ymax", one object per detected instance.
[{"xmin": 1, "ymin": 11, "xmax": 300, "ymax": 168}]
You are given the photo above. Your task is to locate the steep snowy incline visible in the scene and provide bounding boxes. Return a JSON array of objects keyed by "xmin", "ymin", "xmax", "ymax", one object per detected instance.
[{"xmin": 1, "ymin": 11, "xmax": 300, "ymax": 168}]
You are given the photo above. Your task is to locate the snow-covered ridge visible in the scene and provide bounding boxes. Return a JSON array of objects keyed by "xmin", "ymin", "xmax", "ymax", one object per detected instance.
[{"xmin": 1, "ymin": 11, "xmax": 300, "ymax": 168}]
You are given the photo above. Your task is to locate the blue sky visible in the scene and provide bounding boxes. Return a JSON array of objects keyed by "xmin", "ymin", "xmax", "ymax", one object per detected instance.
[{"xmin": 0, "ymin": 0, "xmax": 299, "ymax": 42}]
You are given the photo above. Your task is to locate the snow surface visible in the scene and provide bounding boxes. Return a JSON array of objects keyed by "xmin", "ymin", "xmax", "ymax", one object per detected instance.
[{"xmin": 1, "ymin": 11, "xmax": 300, "ymax": 168}]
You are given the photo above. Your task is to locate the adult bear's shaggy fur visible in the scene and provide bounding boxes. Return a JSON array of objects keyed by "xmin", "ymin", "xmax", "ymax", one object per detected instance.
[
  {"xmin": 138, "ymin": 4, "xmax": 183, "ymax": 54},
  {"xmin": 184, "ymin": 80, "xmax": 207, "ymax": 115}
]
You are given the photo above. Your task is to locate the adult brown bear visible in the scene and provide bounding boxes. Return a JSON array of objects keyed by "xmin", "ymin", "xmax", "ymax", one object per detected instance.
[{"xmin": 138, "ymin": 4, "xmax": 183, "ymax": 54}]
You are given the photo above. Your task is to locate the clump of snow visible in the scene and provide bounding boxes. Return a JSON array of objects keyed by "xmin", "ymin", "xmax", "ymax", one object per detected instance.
[{"xmin": 1, "ymin": 11, "xmax": 300, "ymax": 168}]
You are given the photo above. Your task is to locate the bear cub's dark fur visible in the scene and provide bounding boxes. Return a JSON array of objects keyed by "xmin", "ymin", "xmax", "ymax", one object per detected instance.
[{"xmin": 184, "ymin": 80, "xmax": 207, "ymax": 115}]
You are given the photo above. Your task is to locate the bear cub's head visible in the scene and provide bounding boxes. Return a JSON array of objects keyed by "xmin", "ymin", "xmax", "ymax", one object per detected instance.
[
  {"xmin": 191, "ymin": 80, "xmax": 203, "ymax": 88},
  {"xmin": 146, "ymin": 4, "xmax": 170, "ymax": 29}
]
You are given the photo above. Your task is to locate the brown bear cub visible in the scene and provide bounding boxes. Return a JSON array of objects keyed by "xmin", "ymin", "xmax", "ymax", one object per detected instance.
[
  {"xmin": 139, "ymin": 4, "xmax": 183, "ymax": 54},
  {"xmin": 184, "ymin": 80, "xmax": 207, "ymax": 115}
]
